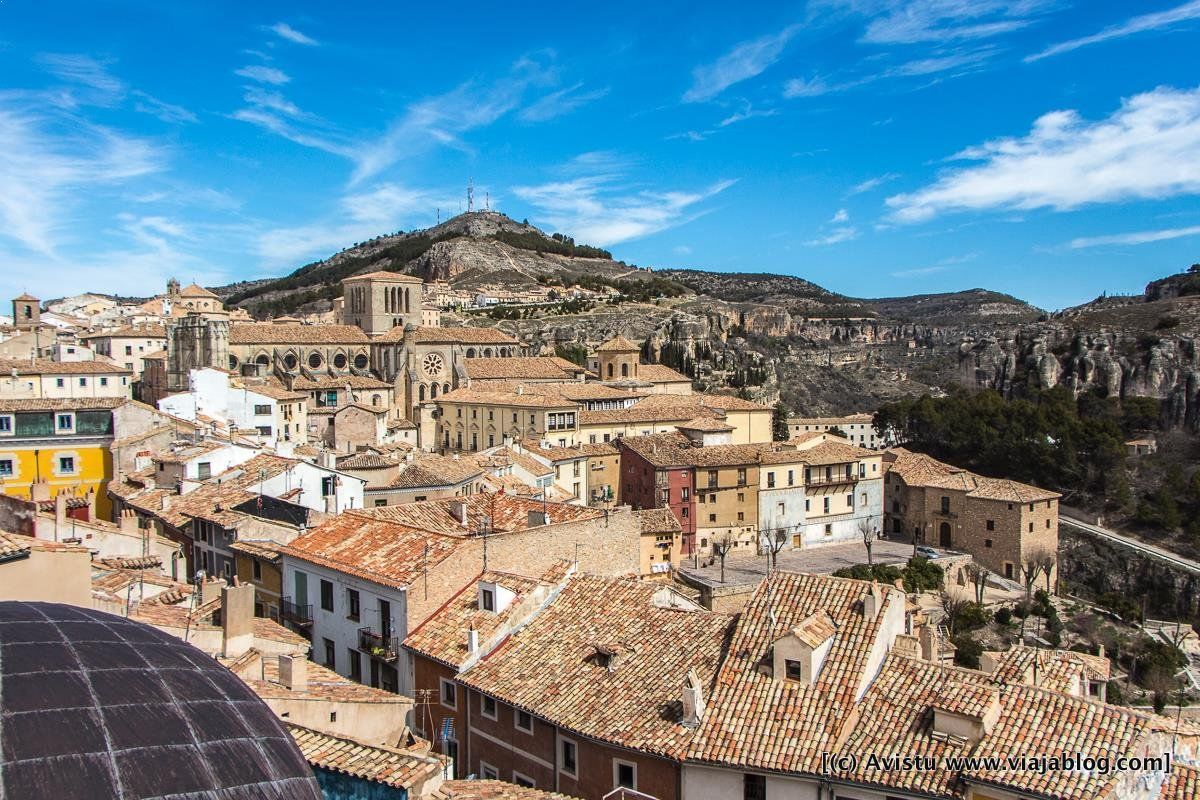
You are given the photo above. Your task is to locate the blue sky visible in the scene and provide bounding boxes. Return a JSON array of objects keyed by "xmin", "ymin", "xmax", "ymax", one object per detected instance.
[{"xmin": 1, "ymin": 1, "xmax": 1199, "ymax": 310}]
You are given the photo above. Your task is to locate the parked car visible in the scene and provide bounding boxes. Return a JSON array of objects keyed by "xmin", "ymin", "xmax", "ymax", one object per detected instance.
[{"xmin": 915, "ymin": 546, "xmax": 940, "ymax": 559}]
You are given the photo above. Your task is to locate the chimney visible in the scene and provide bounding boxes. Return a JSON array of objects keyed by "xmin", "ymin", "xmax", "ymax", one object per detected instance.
[
  {"xmin": 1097, "ymin": 643, "xmax": 1105, "ymax": 659},
  {"xmin": 221, "ymin": 579, "xmax": 256, "ymax": 658},
  {"xmin": 918, "ymin": 624, "xmax": 938, "ymax": 662},
  {"xmin": 863, "ymin": 582, "xmax": 880, "ymax": 621},
  {"xmin": 516, "ymin": 384, "xmax": 524, "ymax": 395},
  {"xmin": 324, "ymin": 494, "xmax": 337, "ymax": 514},
  {"xmin": 119, "ymin": 509, "xmax": 139, "ymax": 534},
  {"xmin": 278, "ymin": 653, "xmax": 308, "ymax": 692},
  {"xmin": 54, "ymin": 492, "xmax": 68, "ymax": 530},
  {"xmin": 451, "ymin": 499, "xmax": 468, "ymax": 527},
  {"xmin": 527, "ymin": 509, "xmax": 548, "ymax": 528},
  {"xmin": 467, "ymin": 625, "xmax": 479, "ymax": 656},
  {"xmin": 681, "ymin": 670, "xmax": 705, "ymax": 728},
  {"xmin": 201, "ymin": 576, "xmax": 227, "ymax": 605},
  {"xmin": 29, "ymin": 480, "xmax": 50, "ymax": 503}
]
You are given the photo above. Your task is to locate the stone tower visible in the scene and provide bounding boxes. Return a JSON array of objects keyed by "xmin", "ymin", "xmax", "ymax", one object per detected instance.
[
  {"xmin": 166, "ymin": 314, "xmax": 230, "ymax": 392},
  {"xmin": 341, "ymin": 271, "xmax": 425, "ymax": 336},
  {"xmin": 595, "ymin": 335, "xmax": 641, "ymax": 381},
  {"xmin": 12, "ymin": 293, "xmax": 40, "ymax": 330}
]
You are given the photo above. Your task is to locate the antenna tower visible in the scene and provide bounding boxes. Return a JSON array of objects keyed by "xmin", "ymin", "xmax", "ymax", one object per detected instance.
[{"xmin": 467, "ymin": 179, "xmax": 474, "ymax": 213}]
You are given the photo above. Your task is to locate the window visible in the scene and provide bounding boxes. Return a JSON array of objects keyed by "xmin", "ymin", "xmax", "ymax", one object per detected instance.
[
  {"xmin": 197, "ymin": 461, "xmax": 212, "ymax": 480},
  {"xmin": 58, "ymin": 456, "xmax": 75, "ymax": 474},
  {"xmin": 347, "ymin": 589, "xmax": 360, "ymax": 621},
  {"xmin": 99, "ymin": 377, "xmax": 108, "ymax": 387},
  {"xmin": 320, "ymin": 579, "xmax": 334, "ymax": 612},
  {"xmin": 323, "ymin": 638, "xmax": 336, "ymax": 669},
  {"xmin": 785, "ymin": 659, "xmax": 804, "ymax": 681},
  {"xmin": 480, "ymin": 763, "xmax": 499, "ymax": 780},
  {"xmin": 0, "ymin": 415, "xmax": 10, "ymax": 434},
  {"xmin": 513, "ymin": 773, "xmax": 535, "ymax": 788},
  {"xmin": 78, "ymin": 378, "xmax": 87, "ymax": 387},
  {"xmin": 985, "ymin": 538, "xmax": 993, "ymax": 548},
  {"xmin": 805, "ymin": 499, "xmax": 810, "ymax": 511},
  {"xmin": 321, "ymin": 476, "xmax": 336, "ymax": 497},
  {"xmin": 481, "ymin": 587, "xmax": 495, "ymax": 612},
  {"xmin": 481, "ymin": 694, "xmax": 498, "ymax": 719},
  {"xmin": 125, "ymin": 345, "xmax": 133, "ymax": 355},
  {"xmin": 254, "ymin": 404, "xmax": 271, "ymax": 415},
  {"xmin": 847, "ymin": 494, "xmax": 854, "ymax": 508},
  {"xmin": 744, "ymin": 774, "xmax": 767, "ymax": 800},
  {"xmin": 986, "ymin": 519, "xmax": 995, "ymax": 531},
  {"xmin": 941, "ymin": 496, "xmax": 951, "ymax": 514},
  {"xmin": 614, "ymin": 760, "xmax": 637, "ymax": 791},
  {"xmin": 56, "ymin": 413, "xmax": 73, "ymax": 431},
  {"xmin": 737, "ymin": 468, "xmax": 747, "ymax": 486},
  {"xmin": 681, "ymin": 507, "xmax": 688, "ymax": 518},
  {"xmin": 737, "ymin": 511, "xmax": 744, "ymax": 522},
  {"xmin": 55, "ymin": 378, "xmax": 64, "ymax": 388},
  {"xmin": 1028, "ymin": 522, "xmax": 1034, "ymax": 532},
  {"xmin": 255, "ymin": 426, "xmax": 272, "ymax": 437},
  {"xmin": 515, "ymin": 709, "xmax": 533, "ymax": 733},
  {"xmin": 252, "ymin": 560, "xmax": 262, "ymax": 580},
  {"xmin": 0, "ymin": 459, "xmax": 12, "ymax": 477},
  {"xmin": 1046, "ymin": 518, "xmax": 1051, "ymax": 529},
  {"xmin": 349, "ymin": 651, "xmax": 362, "ymax": 682},
  {"xmin": 559, "ymin": 738, "xmax": 577, "ymax": 776},
  {"xmin": 787, "ymin": 469, "xmax": 794, "ymax": 486},
  {"xmin": 823, "ymin": 497, "xmax": 830, "ymax": 514},
  {"xmin": 440, "ymin": 678, "xmax": 457, "ymax": 709},
  {"xmin": 824, "ymin": 523, "xmax": 832, "ymax": 536},
  {"xmin": 708, "ymin": 513, "xmax": 717, "ymax": 523},
  {"xmin": 707, "ymin": 469, "xmax": 718, "ymax": 488},
  {"xmin": 374, "ymin": 499, "xmax": 387, "ymax": 507},
  {"xmin": 767, "ymin": 471, "xmax": 775, "ymax": 488},
  {"xmin": 737, "ymin": 492, "xmax": 745, "ymax": 502}
]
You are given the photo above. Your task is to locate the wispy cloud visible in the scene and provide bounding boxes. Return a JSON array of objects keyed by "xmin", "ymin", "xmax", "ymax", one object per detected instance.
[
  {"xmin": 718, "ymin": 102, "xmax": 779, "ymax": 127},
  {"xmin": 132, "ymin": 91, "xmax": 197, "ymax": 124},
  {"xmin": 805, "ymin": 226, "xmax": 859, "ymax": 246},
  {"xmin": 831, "ymin": 208, "xmax": 850, "ymax": 223},
  {"xmin": 848, "ymin": 172, "xmax": 901, "ymax": 194},
  {"xmin": 825, "ymin": 0, "xmax": 1055, "ymax": 45},
  {"xmin": 890, "ymin": 264, "xmax": 948, "ymax": 277},
  {"xmin": 886, "ymin": 85, "xmax": 1200, "ymax": 223},
  {"xmin": 513, "ymin": 166, "xmax": 736, "ymax": 246},
  {"xmin": 1026, "ymin": 1, "xmax": 1200, "ymax": 62},
  {"xmin": 1069, "ymin": 224, "xmax": 1200, "ymax": 249},
  {"xmin": 783, "ymin": 75, "xmax": 836, "ymax": 98},
  {"xmin": 684, "ymin": 24, "xmax": 799, "ymax": 102},
  {"xmin": 269, "ymin": 22, "xmax": 318, "ymax": 46},
  {"xmin": 37, "ymin": 53, "xmax": 124, "ymax": 97},
  {"xmin": 519, "ymin": 82, "xmax": 609, "ymax": 122},
  {"xmin": 235, "ymin": 65, "xmax": 291, "ymax": 85}
]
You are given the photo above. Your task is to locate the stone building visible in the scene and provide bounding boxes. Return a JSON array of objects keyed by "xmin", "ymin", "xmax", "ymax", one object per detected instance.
[
  {"xmin": 166, "ymin": 313, "xmax": 230, "ymax": 392},
  {"xmin": 883, "ymin": 447, "xmax": 1060, "ymax": 583},
  {"xmin": 340, "ymin": 271, "xmax": 425, "ymax": 335},
  {"xmin": 11, "ymin": 292, "xmax": 40, "ymax": 330}
]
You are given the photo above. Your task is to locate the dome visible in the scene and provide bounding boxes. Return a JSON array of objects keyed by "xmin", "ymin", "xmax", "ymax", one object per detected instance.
[{"xmin": 0, "ymin": 602, "xmax": 322, "ymax": 800}]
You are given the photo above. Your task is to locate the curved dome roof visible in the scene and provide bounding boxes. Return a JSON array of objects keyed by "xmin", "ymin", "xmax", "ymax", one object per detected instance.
[{"xmin": 0, "ymin": 601, "xmax": 322, "ymax": 800}]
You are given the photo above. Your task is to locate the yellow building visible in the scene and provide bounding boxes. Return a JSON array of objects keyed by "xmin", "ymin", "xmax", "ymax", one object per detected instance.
[{"xmin": 0, "ymin": 397, "xmax": 126, "ymax": 518}]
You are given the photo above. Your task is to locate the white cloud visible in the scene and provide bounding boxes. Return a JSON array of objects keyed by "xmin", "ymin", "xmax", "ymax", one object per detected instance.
[
  {"xmin": 831, "ymin": 208, "xmax": 850, "ymax": 223},
  {"xmin": 513, "ymin": 172, "xmax": 736, "ymax": 246},
  {"xmin": 848, "ymin": 172, "xmax": 901, "ymax": 194},
  {"xmin": 1069, "ymin": 224, "xmax": 1200, "ymax": 249},
  {"xmin": 256, "ymin": 183, "xmax": 457, "ymax": 267},
  {"xmin": 684, "ymin": 25, "xmax": 799, "ymax": 102},
  {"xmin": 234, "ymin": 65, "xmax": 291, "ymax": 85},
  {"xmin": 783, "ymin": 76, "xmax": 835, "ymax": 98},
  {"xmin": 890, "ymin": 264, "xmax": 948, "ymax": 277},
  {"xmin": 132, "ymin": 91, "xmax": 197, "ymax": 124},
  {"xmin": 519, "ymin": 82, "xmax": 609, "ymax": 122},
  {"xmin": 0, "ymin": 105, "xmax": 164, "ymax": 256},
  {"xmin": 270, "ymin": 22, "xmax": 318, "ymax": 46},
  {"xmin": 1026, "ymin": 1, "xmax": 1200, "ymax": 62},
  {"xmin": 718, "ymin": 103, "xmax": 779, "ymax": 127},
  {"xmin": 825, "ymin": 0, "xmax": 1054, "ymax": 45},
  {"xmin": 242, "ymin": 87, "xmax": 304, "ymax": 117},
  {"xmin": 673, "ymin": 245, "xmax": 693, "ymax": 255},
  {"xmin": 37, "ymin": 53, "xmax": 124, "ymax": 97},
  {"xmin": 805, "ymin": 226, "xmax": 859, "ymax": 246},
  {"xmin": 886, "ymin": 85, "xmax": 1200, "ymax": 223}
]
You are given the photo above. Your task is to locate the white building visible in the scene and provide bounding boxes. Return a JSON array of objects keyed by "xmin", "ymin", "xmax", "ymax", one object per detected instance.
[{"xmin": 159, "ymin": 368, "xmax": 308, "ymax": 445}]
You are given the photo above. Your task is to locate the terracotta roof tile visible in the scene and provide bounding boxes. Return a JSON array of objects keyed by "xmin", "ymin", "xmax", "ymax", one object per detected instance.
[
  {"xmin": 594, "ymin": 335, "xmax": 640, "ymax": 352},
  {"xmin": 437, "ymin": 387, "xmax": 576, "ymax": 409},
  {"xmin": 440, "ymin": 779, "xmax": 581, "ymax": 799},
  {"xmin": 360, "ymin": 494, "xmax": 600, "ymax": 536},
  {"xmin": 229, "ymin": 323, "xmax": 370, "ymax": 344},
  {"xmin": 463, "ymin": 357, "xmax": 586, "ymax": 381},
  {"xmin": 0, "ymin": 357, "xmax": 131, "ymax": 375},
  {"xmin": 1160, "ymin": 764, "xmax": 1200, "ymax": 800}
]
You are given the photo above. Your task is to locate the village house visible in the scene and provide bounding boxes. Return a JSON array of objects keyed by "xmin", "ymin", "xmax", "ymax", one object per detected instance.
[
  {"xmin": 884, "ymin": 447, "xmax": 1060, "ymax": 584},
  {"xmin": 79, "ymin": 322, "xmax": 167, "ymax": 378},
  {"xmin": 0, "ymin": 357, "xmax": 132, "ymax": 400}
]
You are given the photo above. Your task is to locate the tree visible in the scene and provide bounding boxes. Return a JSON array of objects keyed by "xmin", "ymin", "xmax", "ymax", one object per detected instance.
[
  {"xmin": 859, "ymin": 518, "xmax": 877, "ymax": 566},
  {"xmin": 772, "ymin": 401, "xmax": 790, "ymax": 442},
  {"xmin": 1020, "ymin": 548, "xmax": 1054, "ymax": 603},
  {"xmin": 712, "ymin": 533, "xmax": 734, "ymax": 584},
  {"xmin": 1036, "ymin": 549, "xmax": 1057, "ymax": 593},
  {"xmin": 902, "ymin": 556, "xmax": 944, "ymax": 593},
  {"xmin": 761, "ymin": 527, "xmax": 788, "ymax": 570},
  {"xmin": 964, "ymin": 563, "xmax": 990, "ymax": 605},
  {"xmin": 940, "ymin": 591, "xmax": 970, "ymax": 635}
]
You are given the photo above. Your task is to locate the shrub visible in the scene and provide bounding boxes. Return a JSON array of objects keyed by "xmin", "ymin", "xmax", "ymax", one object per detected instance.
[
  {"xmin": 951, "ymin": 633, "xmax": 984, "ymax": 669},
  {"xmin": 994, "ymin": 606, "xmax": 1013, "ymax": 625}
]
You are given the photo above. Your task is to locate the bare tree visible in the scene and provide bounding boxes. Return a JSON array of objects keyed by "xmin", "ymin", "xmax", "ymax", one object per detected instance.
[
  {"xmin": 1036, "ymin": 549, "xmax": 1057, "ymax": 594},
  {"xmin": 964, "ymin": 563, "xmax": 990, "ymax": 605},
  {"xmin": 761, "ymin": 528, "xmax": 787, "ymax": 571},
  {"xmin": 1020, "ymin": 551, "xmax": 1044, "ymax": 603},
  {"xmin": 940, "ymin": 591, "xmax": 970, "ymax": 636},
  {"xmin": 859, "ymin": 518, "xmax": 877, "ymax": 566},
  {"xmin": 712, "ymin": 533, "xmax": 734, "ymax": 584}
]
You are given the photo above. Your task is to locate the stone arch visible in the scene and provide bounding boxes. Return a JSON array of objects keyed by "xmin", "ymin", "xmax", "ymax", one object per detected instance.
[
  {"xmin": 228, "ymin": 354, "xmax": 239, "ymax": 371},
  {"xmin": 371, "ymin": 394, "xmax": 382, "ymax": 406},
  {"xmin": 483, "ymin": 348, "xmax": 493, "ymax": 357},
  {"xmin": 255, "ymin": 352, "xmax": 270, "ymax": 366},
  {"xmin": 430, "ymin": 383, "xmax": 439, "ymax": 399},
  {"xmin": 418, "ymin": 384, "xmax": 426, "ymax": 402},
  {"xmin": 443, "ymin": 383, "xmax": 450, "ymax": 394},
  {"xmin": 466, "ymin": 348, "xmax": 477, "ymax": 358},
  {"xmin": 621, "ymin": 363, "xmax": 629, "ymax": 378},
  {"xmin": 607, "ymin": 363, "xmax": 614, "ymax": 379},
  {"xmin": 939, "ymin": 522, "xmax": 952, "ymax": 548}
]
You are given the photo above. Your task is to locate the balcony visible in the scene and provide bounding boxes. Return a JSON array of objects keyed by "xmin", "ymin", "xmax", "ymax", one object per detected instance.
[
  {"xmin": 358, "ymin": 628, "xmax": 399, "ymax": 662},
  {"xmin": 280, "ymin": 597, "xmax": 312, "ymax": 626},
  {"xmin": 805, "ymin": 473, "xmax": 858, "ymax": 487}
]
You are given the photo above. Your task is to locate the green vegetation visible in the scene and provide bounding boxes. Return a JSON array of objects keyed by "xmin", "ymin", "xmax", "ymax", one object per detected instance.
[
  {"xmin": 492, "ymin": 229, "xmax": 612, "ymax": 259},
  {"xmin": 832, "ymin": 557, "xmax": 944, "ymax": 593},
  {"xmin": 874, "ymin": 386, "xmax": 1139, "ymax": 501},
  {"xmin": 772, "ymin": 401, "xmax": 789, "ymax": 442},
  {"xmin": 554, "ymin": 343, "xmax": 589, "ymax": 366}
]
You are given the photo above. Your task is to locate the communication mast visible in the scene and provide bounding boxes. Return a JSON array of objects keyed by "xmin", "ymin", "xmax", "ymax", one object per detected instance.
[{"xmin": 467, "ymin": 178, "xmax": 474, "ymax": 213}]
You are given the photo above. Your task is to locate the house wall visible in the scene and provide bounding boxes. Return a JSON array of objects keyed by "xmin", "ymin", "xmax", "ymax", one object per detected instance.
[{"xmin": 0, "ymin": 545, "xmax": 92, "ymax": 605}]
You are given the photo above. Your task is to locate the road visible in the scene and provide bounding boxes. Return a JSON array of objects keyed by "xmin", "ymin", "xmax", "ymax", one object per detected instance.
[{"xmin": 1060, "ymin": 515, "xmax": 1200, "ymax": 576}]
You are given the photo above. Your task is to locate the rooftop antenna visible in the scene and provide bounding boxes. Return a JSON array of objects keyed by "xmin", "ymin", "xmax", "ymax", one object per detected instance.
[
  {"xmin": 467, "ymin": 178, "xmax": 474, "ymax": 213},
  {"xmin": 485, "ymin": 191, "xmax": 490, "ymax": 212}
]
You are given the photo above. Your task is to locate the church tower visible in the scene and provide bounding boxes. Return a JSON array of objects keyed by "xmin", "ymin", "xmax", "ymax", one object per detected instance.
[
  {"xmin": 12, "ymin": 293, "xmax": 40, "ymax": 331},
  {"xmin": 595, "ymin": 335, "xmax": 641, "ymax": 381},
  {"xmin": 341, "ymin": 271, "xmax": 425, "ymax": 336}
]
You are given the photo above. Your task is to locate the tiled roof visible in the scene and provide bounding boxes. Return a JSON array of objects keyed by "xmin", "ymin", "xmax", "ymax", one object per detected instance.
[
  {"xmin": 594, "ymin": 335, "xmax": 640, "ymax": 352},
  {"xmin": 931, "ymin": 680, "xmax": 997, "ymax": 717},
  {"xmin": 0, "ymin": 357, "xmax": 131, "ymax": 375},
  {"xmin": 407, "ymin": 326, "xmax": 519, "ymax": 345},
  {"xmin": 459, "ymin": 574, "xmax": 731, "ymax": 759},
  {"xmin": 0, "ymin": 396, "xmax": 125, "ymax": 412},
  {"xmin": 360, "ymin": 495, "xmax": 601, "ymax": 536},
  {"xmin": 437, "ymin": 388, "xmax": 576, "ymax": 409},
  {"xmin": 462, "ymin": 357, "xmax": 586, "ymax": 380},
  {"xmin": 793, "ymin": 439, "xmax": 875, "ymax": 466},
  {"xmin": 282, "ymin": 514, "xmax": 467, "ymax": 590},
  {"xmin": 131, "ymin": 593, "xmax": 310, "ymax": 648},
  {"xmin": 886, "ymin": 448, "xmax": 1060, "ymax": 502},
  {"xmin": 633, "ymin": 507, "xmax": 682, "ymax": 534},
  {"xmin": 403, "ymin": 568, "xmax": 553, "ymax": 668},
  {"xmin": 344, "ymin": 270, "xmax": 422, "ymax": 282},
  {"xmin": 1160, "ymin": 764, "xmax": 1200, "ymax": 800},
  {"xmin": 675, "ymin": 417, "xmax": 734, "ymax": 432},
  {"xmin": 440, "ymin": 780, "xmax": 582, "ymax": 799},
  {"xmin": 580, "ymin": 404, "xmax": 717, "ymax": 426},
  {"xmin": 0, "ymin": 530, "xmax": 88, "ymax": 557},
  {"xmin": 229, "ymin": 323, "xmax": 370, "ymax": 344},
  {"xmin": 288, "ymin": 724, "xmax": 445, "ymax": 791},
  {"xmin": 636, "ymin": 363, "xmax": 692, "ymax": 383},
  {"xmin": 337, "ymin": 452, "xmax": 397, "ymax": 470},
  {"xmin": 79, "ymin": 323, "xmax": 167, "ymax": 338},
  {"xmin": 474, "ymin": 447, "xmax": 554, "ymax": 478},
  {"xmin": 792, "ymin": 610, "xmax": 837, "ymax": 648},
  {"xmin": 292, "ymin": 374, "xmax": 392, "ymax": 390},
  {"xmin": 243, "ymin": 653, "xmax": 411, "ymax": 705},
  {"xmin": 519, "ymin": 439, "xmax": 620, "ymax": 460},
  {"xmin": 687, "ymin": 572, "xmax": 901, "ymax": 773},
  {"xmin": 983, "ymin": 644, "xmax": 1112, "ymax": 690},
  {"xmin": 179, "ymin": 282, "xmax": 219, "ymax": 298},
  {"xmin": 142, "ymin": 348, "xmax": 167, "ymax": 360},
  {"xmin": 229, "ymin": 539, "xmax": 283, "ymax": 561},
  {"xmin": 386, "ymin": 453, "xmax": 484, "ymax": 490},
  {"xmin": 619, "ymin": 432, "xmax": 796, "ymax": 469},
  {"xmin": 243, "ymin": 382, "xmax": 308, "ymax": 401}
]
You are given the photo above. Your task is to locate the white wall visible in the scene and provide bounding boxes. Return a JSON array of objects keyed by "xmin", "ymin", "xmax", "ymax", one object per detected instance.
[{"xmin": 259, "ymin": 461, "xmax": 364, "ymax": 514}]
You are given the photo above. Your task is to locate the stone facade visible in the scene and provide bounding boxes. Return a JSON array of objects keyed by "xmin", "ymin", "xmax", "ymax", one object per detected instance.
[{"xmin": 340, "ymin": 272, "xmax": 424, "ymax": 336}]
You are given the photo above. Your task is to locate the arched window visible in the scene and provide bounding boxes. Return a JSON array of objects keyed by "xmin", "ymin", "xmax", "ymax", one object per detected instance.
[
  {"xmin": 443, "ymin": 382, "xmax": 450, "ymax": 394},
  {"xmin": 483, "ymin": 348, "xmax": 493, "ymax": 357},
  {"xmin": 228, "ymin": 355, "xmax": 239, "ymax": 370},
  {"xmin": 418, "ymin": 385, "xmax": 426, "ymax": 401},
  {"xmin": 371, "ymin": 394, "xmax": 381, "ymax": 406},
  {"xmin": 283, "ymin": 353, "xmax": 297, "ymax": 370},
  {"xmin": 308, "ymin": 353, "xmax": 323, "ymax": 369},
  {"xmin": 430, "ymin": 384, "xmax": 439, "ymax": 399},
  {"xmin": 255, "ymin": 353, "xmax": 270, "ymax": 366},
  {"xmin": 621, "ymin": 363, "xmax": 629, "ymax": 378},
  {"xmin": 404, "ymin": 287, "xmax": 410, "ymax": 313},
  {"xmin": 466, "ymin": 348, "xmax": 476, "ymax": 358},
  {"xmin": 607, "ymin": 363, "xmax": 614, "ymax": 378}
]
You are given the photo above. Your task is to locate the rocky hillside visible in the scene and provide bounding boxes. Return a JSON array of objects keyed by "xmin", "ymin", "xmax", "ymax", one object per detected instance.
[{"xmin": 217, "ymin": 212, "xmax": 1199, "ymax": 419}]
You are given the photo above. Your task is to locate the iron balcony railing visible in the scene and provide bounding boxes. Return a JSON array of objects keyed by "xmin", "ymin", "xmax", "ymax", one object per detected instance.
[
  {"xmin": 358, "ymin": 627, "xmax": 399, "ymax": 662},
  {"xmin": 280, "ymin": 597, "xmax": 313, "ymax": 626}
]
